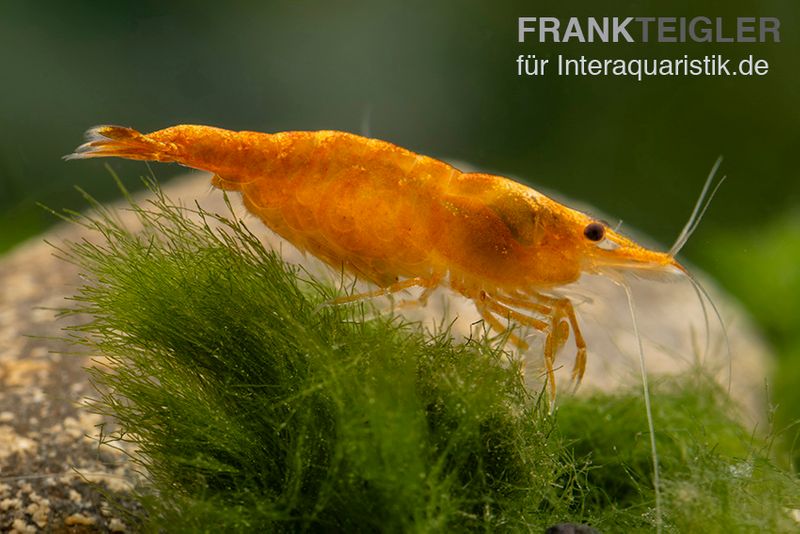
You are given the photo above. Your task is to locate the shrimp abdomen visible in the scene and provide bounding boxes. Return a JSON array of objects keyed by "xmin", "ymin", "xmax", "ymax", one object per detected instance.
[
  {"xmin": 68, "ymin": 126, "xmax": 453, "ymax": 286},
  {"xmin": 235, "ymin": 132, "xmax": 444, "ymax": 284}
]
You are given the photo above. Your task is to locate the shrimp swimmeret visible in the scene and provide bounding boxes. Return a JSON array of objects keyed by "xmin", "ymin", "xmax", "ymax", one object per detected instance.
[{"xmin": 66, "ymin": 124, "xmax": 725, "ymax": 400}]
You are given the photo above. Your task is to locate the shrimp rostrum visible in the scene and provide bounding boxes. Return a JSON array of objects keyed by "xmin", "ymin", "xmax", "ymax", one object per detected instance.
[{"xmin": 67, "ymin": 124, "xmax": 719, "ymax": 402}]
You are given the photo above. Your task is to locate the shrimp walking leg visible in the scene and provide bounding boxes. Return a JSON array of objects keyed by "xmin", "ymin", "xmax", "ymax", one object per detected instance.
[
  {"xmin": 494, "ymin": 292, "xmax": 588, "ymax": 384},
  {"xmin": 475, "ymin": 305, "xmax": 529, "ymax": 350},
  {"xmin": 396, "ymin": 275, "xmax": 443, "ymax": 309},
  {"xmin": 556, "ymin": 300, "xmax": 587, "ymax": 383},
  {"xmin": 325, "ymin": 276, "xmax": 436, "ymax": 306},
  {"xmin": 476, "ymin": 291, "xmax": 587, "ymax": 401},
  {"xmin": 470, "ymin": 290, "xmax": 567, "ymax": 400},
  {"xmin": 478, "ymin": 294, "xmax": 549, "ymax": 332},
  {"xmin": 542, "ymin": 318, "xmax": 564, "ymax": 403}
]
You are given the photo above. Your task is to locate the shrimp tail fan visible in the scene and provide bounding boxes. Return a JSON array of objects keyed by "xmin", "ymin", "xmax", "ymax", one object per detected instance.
[{"xmin": 64, "ymin": 125, "xmax": 174, "ymax": 162}]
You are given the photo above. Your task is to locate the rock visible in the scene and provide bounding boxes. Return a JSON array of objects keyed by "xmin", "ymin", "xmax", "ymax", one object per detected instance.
[{"xmin": 0, "ymin": 172, "xmax": 774, "ymax": 529}]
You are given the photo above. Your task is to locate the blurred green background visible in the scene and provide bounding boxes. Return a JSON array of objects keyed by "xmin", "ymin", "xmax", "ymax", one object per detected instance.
[{"xmin": 1, "ymin": 2, "xmax": 798, "ymax": 454}]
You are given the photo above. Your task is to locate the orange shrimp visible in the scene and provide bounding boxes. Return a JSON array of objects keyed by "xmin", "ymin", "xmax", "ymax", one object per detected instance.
[{"xmin": 65, "ymin": 124, "xmax": 721, "ymax": 405}]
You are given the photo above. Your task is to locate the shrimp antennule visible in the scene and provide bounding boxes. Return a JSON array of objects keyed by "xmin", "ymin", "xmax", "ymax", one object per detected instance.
[{"xmin": 669, "ymin": 156, "xmax": 726, "ymax": 257}]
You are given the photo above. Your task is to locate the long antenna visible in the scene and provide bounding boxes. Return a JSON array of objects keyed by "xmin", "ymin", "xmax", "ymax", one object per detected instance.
[
  {"xmin": 623, "ymin": 281, "xmax": 662, "ymax": 533},
  {"xmin": 678, "ymin": 264, "xmax": 733, "ymax": 394},
  {"xmin": 669, "ymin": 157, "xmax": 725, "ymax": 257}
]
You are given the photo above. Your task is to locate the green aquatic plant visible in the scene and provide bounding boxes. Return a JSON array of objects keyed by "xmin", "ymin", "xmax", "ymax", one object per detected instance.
[{"xmin": 55, "ymin": 179, "xmax": 799, "ymax": 532}]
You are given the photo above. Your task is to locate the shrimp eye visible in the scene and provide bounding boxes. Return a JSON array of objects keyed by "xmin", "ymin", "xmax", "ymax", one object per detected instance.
[{"xmin": 583, "ymin": 222, "xmax": 605, "ymax": 242}]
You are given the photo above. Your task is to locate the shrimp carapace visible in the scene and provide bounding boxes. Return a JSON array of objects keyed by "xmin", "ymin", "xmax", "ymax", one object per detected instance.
[{"xmin": 67, "ymin": 124, "xmax": 688, "ymax": 400}]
